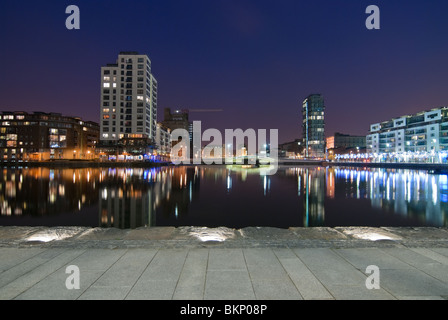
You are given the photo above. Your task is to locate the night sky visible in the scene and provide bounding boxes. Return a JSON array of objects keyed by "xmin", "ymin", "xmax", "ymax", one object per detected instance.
[{"xmin": 1, "ymin": 0, "xmax": 447, "ymax": 144}]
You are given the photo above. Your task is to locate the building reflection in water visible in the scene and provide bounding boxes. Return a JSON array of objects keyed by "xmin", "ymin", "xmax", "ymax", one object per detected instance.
[
  {"xmin": 285, "ymin": 167, "xmax": 447, "ymax": 227},
  {"xmin": 1, "ymin": 165, "xmax": 447, "ymax": 228},
  {"xmin": 0, "ymin": 168, "xmax": 98, "ymax": 218},
  {"xmin": 328, "ymin": 167, "xmax": 448, "ymax": 227},
  {"xmin": 99, "ymin": 166, "xmax": 200, "ymax": 229},
  {"xmin": 285, "ymin": 167, "xmax": 325, "ymax": 227}
]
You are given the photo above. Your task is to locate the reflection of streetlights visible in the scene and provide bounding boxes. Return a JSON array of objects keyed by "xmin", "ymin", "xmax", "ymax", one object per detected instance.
[{"xmin": 227, "ymin": 144, "xmax": 232, "ymax": 157}]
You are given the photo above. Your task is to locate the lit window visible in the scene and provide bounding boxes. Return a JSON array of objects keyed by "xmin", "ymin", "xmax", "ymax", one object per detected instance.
[
  {"xmin": 112, "ymin": 83, "xmax": 117, "ymax": 88},
  {"xmin": 104, "ymin": 76, "xmax": 110, "ymax": 81},
  {"xmin": 7, "ymin": 134, "xmax": 17, "ymax": 141},
  {"xmin": 103, "ymin": 83, "xmax": 110, "ymax": 88},
  {"xmin": 102, "ymin": 133, "xmax": 109, "ymax": 139},
  {"xmin": 103, "ymin": 108, "xmax": 110, "ymax": 113}
]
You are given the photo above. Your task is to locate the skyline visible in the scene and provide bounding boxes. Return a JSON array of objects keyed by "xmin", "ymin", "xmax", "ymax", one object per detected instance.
[{"xmin": 1, "ymin": 1, "xmax": 448, "ymax": 144}]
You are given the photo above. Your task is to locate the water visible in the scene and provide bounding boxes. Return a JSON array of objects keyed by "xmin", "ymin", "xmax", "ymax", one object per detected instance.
[{"xmin": 0, "ymin": 166, "xmax": 447, "ymax": 229}]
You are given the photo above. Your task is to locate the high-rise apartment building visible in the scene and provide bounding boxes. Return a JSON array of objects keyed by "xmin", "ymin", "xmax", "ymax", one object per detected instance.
[
  {"xmin": 302, "ymin": 94, "xmax": 326, "ymax": 158},
  {"xmin": 100, "ymin": 52, "xmax": 158, "ymax": 145}
]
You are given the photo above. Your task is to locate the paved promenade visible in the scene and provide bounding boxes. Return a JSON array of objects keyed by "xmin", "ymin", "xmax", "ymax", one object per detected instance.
[{"xmin": 0, "ymin": 226, "xmax": 448, "ymax": 301}]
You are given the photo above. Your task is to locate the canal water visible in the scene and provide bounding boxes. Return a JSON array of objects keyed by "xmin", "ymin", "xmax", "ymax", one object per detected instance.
[{"xmin": 0, "ymin": 165, "xmax": 447, "ymax": 229}]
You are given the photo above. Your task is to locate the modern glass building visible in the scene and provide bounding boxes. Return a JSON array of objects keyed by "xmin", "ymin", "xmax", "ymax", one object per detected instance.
[{"xmin": 302, "ymin": 94, "xmax": 326, "ymax": 158}]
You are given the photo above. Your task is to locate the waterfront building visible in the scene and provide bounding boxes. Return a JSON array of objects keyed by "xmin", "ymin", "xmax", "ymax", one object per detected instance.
[
  {"xmin": 278, "ymin": 139, "xmax": 304, "ymax": 158},
  {"xmin": 366, "ymin": 107, "xmax": 448, "ymax": 163},
  {"xmin": 327, "ymin": 132, "xmax": 366, "ymax": 150},
  {"xmin": 327, "ymin": 133, "xmax": 366, "ymax": 160},
  {"xmin": 302, "ymin": 94, "xmax": 326, "ymax": 158},
  {"xmin": 0, "ymin": 111, "xmax": 99, "ymax": 162},
  {"xmin": 155, "ymin": 123, "xmax": 171, "ymax": 161},
  {"xmin": 100, "ymin": 52, "xmax": 158, "ymax": 144}
]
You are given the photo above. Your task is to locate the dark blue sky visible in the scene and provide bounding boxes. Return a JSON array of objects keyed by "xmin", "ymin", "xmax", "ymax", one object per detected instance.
[{"xmin": 1, "ymin": 0, "xmax": 447, "ymax": 143}]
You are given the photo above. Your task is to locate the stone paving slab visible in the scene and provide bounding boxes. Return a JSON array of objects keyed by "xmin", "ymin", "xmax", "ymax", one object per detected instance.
[
  {"xmin": 0, "ymin": 246, "xmax": 447, "ymax": 300},
  {"xmin": 0, "ymin": 227, "xmax": 448, "ymax": 300}
]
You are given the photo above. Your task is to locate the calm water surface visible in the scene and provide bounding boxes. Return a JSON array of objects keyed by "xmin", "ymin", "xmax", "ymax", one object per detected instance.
[{"xmin": 0, "ymin": 165, "xmax": 447, "ymax": 229}]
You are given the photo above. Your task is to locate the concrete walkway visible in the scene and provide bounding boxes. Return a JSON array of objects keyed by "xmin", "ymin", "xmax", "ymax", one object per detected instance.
[{"xmin": 0, "ymin": 226, "xmax": 448, "ymax": 300}]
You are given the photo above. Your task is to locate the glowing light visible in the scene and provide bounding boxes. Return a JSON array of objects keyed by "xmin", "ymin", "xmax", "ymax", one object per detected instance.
[{"xmin": 187, "ymin": 227, "xmax": 235, "ymax": 242}]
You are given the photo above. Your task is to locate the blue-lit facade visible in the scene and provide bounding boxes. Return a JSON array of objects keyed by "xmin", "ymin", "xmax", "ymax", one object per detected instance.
[{"xmin": 366, "ymin": 107, "xmax": 448, "ymax": 163}]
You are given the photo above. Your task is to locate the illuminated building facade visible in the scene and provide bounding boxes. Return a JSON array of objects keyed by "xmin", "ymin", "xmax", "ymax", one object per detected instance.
[
  {"xmin": 367, "ymin": 107, "xmax": 448, "ymax": 161},
  {"xmin": 155, "ymin": 123, "xmax": 171, "ymax": 160},
  {"xmin": 326, "ymin": 132, "xmax": 366, "ymax": 150},
  {"xmin": 302, "ymin": 94, "xmax": 326, "ymax": 158},
  {"xmin": 0, "ymin": 111, "xmax": 99, "ymax": 162},
  {"xmin": 100, "ymin": 52, "xmax": 158, "ymax": 144}
]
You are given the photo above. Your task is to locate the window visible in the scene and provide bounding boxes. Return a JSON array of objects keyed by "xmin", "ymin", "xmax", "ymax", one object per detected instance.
[
  {"xmin": 103, "ymin": 76, "xmax": 110, "ymax": 81},
  {"xmin": 103, "ymin": 83, "xmax": 110, "ymax": 88},
  {"xmin": 102, "ymin": 133, "xmax": 109, "ymax": 139}
]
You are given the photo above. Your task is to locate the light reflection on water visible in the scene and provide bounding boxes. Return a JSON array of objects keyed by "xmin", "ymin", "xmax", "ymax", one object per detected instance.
[{"xmin": 0, "ymin": 166, "xmax": 447, "ymax": 229}]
